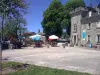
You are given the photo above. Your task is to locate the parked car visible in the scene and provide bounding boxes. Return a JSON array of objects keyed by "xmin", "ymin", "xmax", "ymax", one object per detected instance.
[
  {"xmin": 57, "ymin": 39, "xmax": 70, "ymax": 47},
  {"xmin": 57, "ymin": 40, "xmax": 66, "ymax": 47},
  {"xmin": 1, "ymin": 41, "xmax": 9, "ymax": 50}
]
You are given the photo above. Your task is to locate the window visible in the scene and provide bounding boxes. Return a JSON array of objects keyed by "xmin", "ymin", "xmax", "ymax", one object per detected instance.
[
  {"xmin": 97, "ymin": 35, "xmax": 100, "ymax": 43},
  {"xmin": 89, "ymin": 11, "xmax": 92, "ymax": 17},
  {"xmin": 74, "ymin": 26, "xmax": 75, "ymax": 31},
  {"xmin": 73, "ymin": 24, "xmax": 77, "ymax": 32},
  {"xmin": 88, "ymin": 35, "xmax": 90, "ymax": 42},
  {"xmin": 98, "ymin": 11, "xmax": 100, "ymax": 14},
  {"xmin": 98, "ymin": 10, "xmax": 100, "ymax": 14},
  {"xmin": 96, "ymin": 22, "xmax": 100, "ymax": 28},
  {"xmin": 76, "ymin": 26, "xmax": 77, "ymax": 32},
  {"xmin": 88, "ymin": 23, "xmax": 91, "ymax": 29}
]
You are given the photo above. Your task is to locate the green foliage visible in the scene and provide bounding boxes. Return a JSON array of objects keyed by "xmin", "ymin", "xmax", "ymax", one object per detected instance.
[
  {"xmin": 42, "ymin": 0, "xmax": 86, "ymax": 38},
  {"xmin": 65, "ymin": 0, "xmax": 86, "ymax": 11},
  {"xmin": 60, "ymin": 8, "xmax": 71, "ymax": 36},
  {"xmin": 41, "ymin": 0, "xmax": 63, "ymax": 38},
  {"xmin": 2, "ymin": 61, "xmax": 23, "ymax": 69},
  {"xmin": 3, "ymin": 17, "xmax": 27, "ymax": 38},
  {"xmin": 61, "ymin": 32, "xmax": 70, "ymax": 39},
  {"xmin": 3, "ymin": 62, "xmax": 91, "ymax": 75},
  {"xmin": 61, "ymin": 0, "xmax": 86, "ymax": 36},
  {"xmin": 61, "ymin": 19, "xmax": 69, "ymax": 29},
  {"xmin": 0, "ymin": 0, "xmax": 28, "ymax": 18},
  {"xmin": 0, "ymin": 0, "xmax": 28, "ymax": 39}
]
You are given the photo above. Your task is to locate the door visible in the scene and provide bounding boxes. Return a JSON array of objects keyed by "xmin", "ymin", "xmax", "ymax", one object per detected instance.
[{"xmin": 74, "ymin": 35, "xmax": 76, "ymax": 45}]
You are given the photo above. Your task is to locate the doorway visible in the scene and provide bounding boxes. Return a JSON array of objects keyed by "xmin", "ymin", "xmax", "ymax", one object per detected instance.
[{"xmin": 74, "ymin": 35, "xmax": 76, "ymax": 45}]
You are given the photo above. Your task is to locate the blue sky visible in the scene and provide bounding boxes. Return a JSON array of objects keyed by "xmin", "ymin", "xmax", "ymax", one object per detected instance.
[{"xmin": 24, "ymin": 0, "xmax": 99, "ymax": 33}]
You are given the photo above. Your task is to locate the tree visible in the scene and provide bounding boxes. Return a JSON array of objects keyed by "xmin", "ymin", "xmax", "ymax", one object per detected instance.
[
  {"xmin": 41, "ymin": 0, "xmax": 63, "ymax": 38},
  {"xmin": 0, "ymin": 0, "xmax": 28, "ymax": 72},
  {"xmin": 3, "ymin": 17, "xmax": 27, "ymax": 39},
  {"xmin": 65, "ymin": 0, "xmax": 86, "ymax": 11},
  {"xmin": 0, "ymin": 0, "xmax": 28, "ymax": 39},
  {"xmin": 0, "ymin": 0, "xmax": 28, "ymax": 18},
  {"xmin": 61, "ymin": 0, "xmax": 86, "ymax": 36},
  {"xmin": 61, "ymin": 32, "xmax": 70, "ymax": 39}
]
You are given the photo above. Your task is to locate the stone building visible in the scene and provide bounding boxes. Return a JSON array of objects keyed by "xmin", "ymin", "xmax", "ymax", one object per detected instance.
[{"xmin": 70, "ymin": 5, "xmax": 100, "ymax": 48}]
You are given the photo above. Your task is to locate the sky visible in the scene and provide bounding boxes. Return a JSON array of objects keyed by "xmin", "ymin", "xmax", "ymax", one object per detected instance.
[{"xmin": 24, "ymin": 0, "xmax": 100, "ymax": 33}]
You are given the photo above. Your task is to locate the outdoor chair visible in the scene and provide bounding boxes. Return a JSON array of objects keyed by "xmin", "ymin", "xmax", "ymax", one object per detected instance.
[
  {"xmin": 62, "ymin": 44, "xmax": 65, "ymax": 48},
  {"xmin": 65, "ymin": 42, "xmax": 68, "ymax": 46},
  {"xmin": 47, "ymin": 44, "xmax": 49, "ymax": 48}
]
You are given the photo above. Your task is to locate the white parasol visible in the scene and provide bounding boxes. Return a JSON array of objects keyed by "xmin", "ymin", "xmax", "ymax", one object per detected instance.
[{"xmin": 48, "ymin": 35, "xmax": 59, "ymax": 40}]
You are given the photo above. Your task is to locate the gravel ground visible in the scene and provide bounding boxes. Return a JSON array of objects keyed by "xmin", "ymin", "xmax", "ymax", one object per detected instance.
[{"xmin": 2, "ymin": 46, "xmax": 100, "ymax": 75}]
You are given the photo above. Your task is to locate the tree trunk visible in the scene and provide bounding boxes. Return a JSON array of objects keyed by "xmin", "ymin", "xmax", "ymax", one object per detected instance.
[{"xmin": 0, "ymin": 14, "xmax": 4, "ymax": 74}]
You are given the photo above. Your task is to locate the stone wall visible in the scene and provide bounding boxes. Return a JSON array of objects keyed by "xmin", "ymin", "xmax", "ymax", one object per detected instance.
[
  {"xmin": 71, "ymin": 14, "xmax": 82, "ymax": 46},
  {"xmin": 81, "ymin": 22, "xmax": 100, "ymax": 46},
  {"xmin": 71, "ymin": 7, "xmax": 100, "ymax": 47}
]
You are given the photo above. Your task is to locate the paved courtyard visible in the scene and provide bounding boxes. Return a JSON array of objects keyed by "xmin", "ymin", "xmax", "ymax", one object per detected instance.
[{"xmin": 2, "ymin": 47, "xmax": 100, "ymax": 75}]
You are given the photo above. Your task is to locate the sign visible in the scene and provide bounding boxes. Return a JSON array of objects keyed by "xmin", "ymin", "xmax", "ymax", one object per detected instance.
[{"xmin": 82, "ymin": 30, "xmax": 86, "ymax": 40}]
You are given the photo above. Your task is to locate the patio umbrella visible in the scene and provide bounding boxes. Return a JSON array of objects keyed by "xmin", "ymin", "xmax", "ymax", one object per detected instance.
[
  {"xmin": 48, "ymin": 35, "xmax": 59, "ymax": 40},
  {"xmin": 18, "ymin": 36, "xmax": 25, "ymax": 39},
  {"xmin": 29, "ymin": 34, "xmax": 41, "ymax": 41},
  {"xmin": 32, "ymin": 37, "xmax": 41, "ymax": 41}
]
